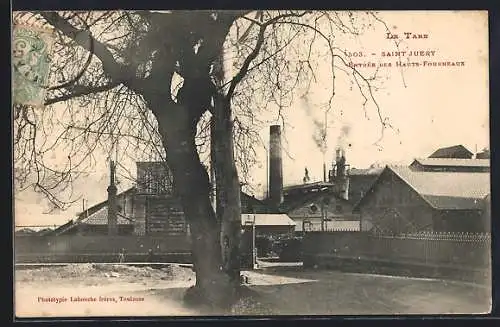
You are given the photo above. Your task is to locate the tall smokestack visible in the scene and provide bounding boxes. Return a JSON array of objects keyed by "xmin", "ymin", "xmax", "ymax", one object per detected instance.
[
  {"xmin": 269, "ymin": 125, "xmax": 283, "ymax": 209},
  {"xmin": 107, "ymin": 160, "xmax": 118, "ymax": 235},
  {"xmin": 323, "ymin": 163, "xmax": 327, "ymax": 182}
]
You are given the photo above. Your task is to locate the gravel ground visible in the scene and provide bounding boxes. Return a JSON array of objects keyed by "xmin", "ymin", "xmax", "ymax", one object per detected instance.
[
  {"xmin": 14, "ymin": 263, "xmax": 492, "ymax": 317},
  {"xmin": 16, "ymin": 263, "xmax": 194, "ymax": 285}
]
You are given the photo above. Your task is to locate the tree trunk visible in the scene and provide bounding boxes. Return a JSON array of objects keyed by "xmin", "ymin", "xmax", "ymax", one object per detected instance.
[
  {"xmin": 147, "ymin": 95, "xmax": 237, "ymax": 309},
  {"xmin": 213, "ymin": 102, "xmax": 242, "ymax": 283},
  {"xmin": 212, "ymin": 54, "xmax": 242, "ymax": 284}
]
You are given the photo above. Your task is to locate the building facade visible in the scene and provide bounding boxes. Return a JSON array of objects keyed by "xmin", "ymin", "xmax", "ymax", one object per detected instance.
[
  {"xmin": 355, "ymin": 166, "xmax": 490, "ymax": 234},
  {"xmin": 54, "ymin": 161, "xmax": 278, "ymax": 236}
]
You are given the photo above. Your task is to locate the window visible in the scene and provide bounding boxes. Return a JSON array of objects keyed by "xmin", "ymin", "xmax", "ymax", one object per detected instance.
[{"xmin": 138, "ymin": 163, "xmax": 174, "ymax": 194}]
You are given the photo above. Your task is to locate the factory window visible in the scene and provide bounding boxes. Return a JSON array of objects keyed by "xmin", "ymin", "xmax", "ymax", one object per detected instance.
[
  {"xmin": 141, "ymin": 167, "xmax": 173, "ymax": 194},
  {"xmin": 144, "ymin": 170, "xmax": 154, "ymax": 193}
]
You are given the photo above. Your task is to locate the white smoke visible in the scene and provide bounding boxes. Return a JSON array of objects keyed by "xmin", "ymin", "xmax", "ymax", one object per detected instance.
[
  {"xmin": 337, "ymin": 125, "xmax": 351, "ymax": 152},
  {"xmin": 300, "ymin": 95, "xmax": 327, "ymax": 154}
]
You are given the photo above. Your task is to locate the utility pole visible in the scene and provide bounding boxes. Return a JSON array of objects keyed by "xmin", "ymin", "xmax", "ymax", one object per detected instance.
[
  {"xmin": 107, "ymin": 160, "xmax": 118, "ymax": 235},
  {"xmin": 210, "ymin": 117, "xmax": 217, "ymax": 212},
  {"xmin": 321, "ymin": 202, "xmax": 325, "ymax": 232},
  {"xmin": 252, "ymin": 213, "xmax": 256, "ymax": 269}
]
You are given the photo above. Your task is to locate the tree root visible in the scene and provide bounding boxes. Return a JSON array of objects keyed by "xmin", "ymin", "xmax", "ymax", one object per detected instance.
[{"xmin": 182, "ymin": 283, "xmax": 270, "ymax": 314}]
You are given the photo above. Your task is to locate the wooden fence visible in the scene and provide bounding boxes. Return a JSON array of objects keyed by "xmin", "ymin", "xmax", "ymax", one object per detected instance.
[{"xmin": 303, "ymin": 231, "xmax": 491, "ymax": 269}]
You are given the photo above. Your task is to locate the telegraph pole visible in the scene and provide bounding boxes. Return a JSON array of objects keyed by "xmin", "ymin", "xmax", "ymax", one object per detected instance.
[{"xmin": 321, "ymin": 201, "xmax": 325, "ymax": 232}]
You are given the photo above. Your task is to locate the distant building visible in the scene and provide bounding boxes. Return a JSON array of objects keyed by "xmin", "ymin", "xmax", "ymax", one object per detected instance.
[
  {"xmin": 52, "ymin": 161, "xmax": 274, "ymax": 237},
  {"xmin": 429, "ymin": 145, "xmax": 474, "ymax": 159},
  {"xmin": 476, "ymin": 149, "xmax": 490, "ymax": 159},
  {"xmin": 259, "ymin": 126, "xmax": 379, "ymax": 232},
  {"xmin": 50, "ymin": 187, "xmax": 137, "ymax": 236},
  {"xmin": 280, "ymin": 182, "xmax": 359, "ymax": 232},
  {"xmin": 354, "ymin": 166, "xmax": 490, "ymax": 234},
  {"xmin": 409, "ymin": 158, "xmax": 490, "ymax": 173}
]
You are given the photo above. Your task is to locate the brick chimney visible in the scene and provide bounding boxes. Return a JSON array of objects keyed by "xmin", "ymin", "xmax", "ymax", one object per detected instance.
[
  {"xmin": 269, "ymin": 125, "xmax": 283, "ymax": 209},
  {"xmin": 107, "ymin": 160, "xmax": 118, "ymax": 235}
]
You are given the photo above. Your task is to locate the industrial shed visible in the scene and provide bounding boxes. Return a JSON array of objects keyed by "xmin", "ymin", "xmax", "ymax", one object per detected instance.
[
  {"xmin": 409, "ymin": 158, "xmax": 490, "ymax": 173},
  {"xmin": 354, "ymin": 166, "xmax": 490, "ymax": 234}
]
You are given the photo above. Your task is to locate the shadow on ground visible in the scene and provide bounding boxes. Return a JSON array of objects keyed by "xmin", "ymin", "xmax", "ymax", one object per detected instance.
[
  {"xmin": 141, "ymin": 267, "xmax": 491, "ymax": 315},
  {"xmin": 15, "ymin": 264, "xmax": 491, "ymax": 316}
]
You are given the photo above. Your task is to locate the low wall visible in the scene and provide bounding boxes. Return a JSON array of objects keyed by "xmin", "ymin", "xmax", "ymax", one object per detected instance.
[{"xmin": 15, "ymin": 235, "xmax": 192, "ymax": 263}]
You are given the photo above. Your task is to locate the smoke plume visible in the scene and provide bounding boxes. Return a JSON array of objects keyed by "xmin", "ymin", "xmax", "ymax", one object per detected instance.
[
  {"xmin": 300, "ymin": 95, "xmax": 328, "ymax": 154},
  {"xmin": 336, "ymin": 125, "xmax": 351, "ymax": 152}
]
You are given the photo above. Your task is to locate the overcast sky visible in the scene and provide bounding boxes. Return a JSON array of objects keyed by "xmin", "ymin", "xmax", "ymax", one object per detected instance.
[{"xmin": 14, "ymin": 11, "xmax": 489, "ymax": 227}]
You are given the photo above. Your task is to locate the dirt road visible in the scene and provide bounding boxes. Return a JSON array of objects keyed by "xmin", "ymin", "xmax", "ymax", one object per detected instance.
[{"xmin": 14, "ymin": 263, "xmax": 491, "ymax": 317}]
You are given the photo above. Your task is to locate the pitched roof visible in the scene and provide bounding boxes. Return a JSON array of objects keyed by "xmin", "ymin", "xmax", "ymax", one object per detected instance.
[
  {"xmin": 429, "ymin": 145, "xmax": 473, "ymax": 158},
  {"xmin": 391, "ymin": 166, "xmax": 490, "ymax": 209},
  {"xmin": 241, "ymin": 214, "xmax": 296, "ymax": 227},
  {"xmin": 354, "ymin": 166, "xmax": 490, "ymax": 211},
  {"xmin": 75, "ymin": 186, "xmax": 136, "ymax": 220},
  {"xmin": 411, "ymin": 158, "xmax": 489, "ymax": 168},
  {"xmin": 80, "ymin": 206, "xmax": 135, "ymax": 225}
]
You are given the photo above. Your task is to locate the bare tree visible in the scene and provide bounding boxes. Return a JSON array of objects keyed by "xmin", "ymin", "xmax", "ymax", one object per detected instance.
[{"xmin": 13, "ymin": 10, "xmax": 393, "ymax": 309}]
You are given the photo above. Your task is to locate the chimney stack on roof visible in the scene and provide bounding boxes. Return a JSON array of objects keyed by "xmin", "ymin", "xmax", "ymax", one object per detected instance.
[
  {"xmin": 331, "ymin": 147, "xmax": 350, "ymax": 200},
  {"xmin": 269, "ymin": 125, "xmax": 283, "ymax": 209}
]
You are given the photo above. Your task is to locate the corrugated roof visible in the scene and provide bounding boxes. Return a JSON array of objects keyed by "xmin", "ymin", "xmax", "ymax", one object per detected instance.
[
  {"xmin": 391, "ymin": 166, "xmax": 490, "ymax": 209},
  {"xmin": 80, "ymin": 206, "xmax": 135, "ymax": 225},
  {"xmin": 241, "ymin": 214, "xmax": 296, "ymax": 227},
  {"xmin": 412, "ymin": 158, "xmax": 489, "ymax": 168}
]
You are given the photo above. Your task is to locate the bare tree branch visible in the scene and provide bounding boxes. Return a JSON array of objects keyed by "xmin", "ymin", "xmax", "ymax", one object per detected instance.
[{"xmin": 45, "ymin": 81, "xmax": 121, "ymax": 105}]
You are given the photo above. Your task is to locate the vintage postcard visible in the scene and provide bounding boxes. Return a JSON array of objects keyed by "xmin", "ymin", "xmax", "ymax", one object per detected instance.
[{"xmin": 13, "ymin": 10, "xmax": 491, "ymax": 318}]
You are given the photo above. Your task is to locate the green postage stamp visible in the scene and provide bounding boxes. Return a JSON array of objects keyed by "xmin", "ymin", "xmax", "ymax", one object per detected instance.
[{"xmin": 12, "ymin": 24, "xmax": 54, "ymax": 106}]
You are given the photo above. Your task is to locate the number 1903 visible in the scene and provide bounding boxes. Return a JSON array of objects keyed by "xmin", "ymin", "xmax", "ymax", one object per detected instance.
[{"xmin": 345, "ymin": 51, "xmax": 364, "ymax": 57}]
